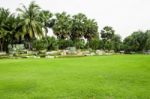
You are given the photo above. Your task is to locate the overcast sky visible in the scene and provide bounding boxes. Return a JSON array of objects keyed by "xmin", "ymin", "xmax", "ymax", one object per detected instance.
[{"xmin": 0, "ymin": 0, "xmax": 150, "ymax": 38}]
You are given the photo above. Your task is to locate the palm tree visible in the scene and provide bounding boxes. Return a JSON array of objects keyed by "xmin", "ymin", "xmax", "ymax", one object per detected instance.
[
  {"xmin": 101, "ymin": 26, "xmax": 115, "ymax": 41},
  {"xmin": 39, "ymin": 10, "xmax": 53, "ymax": 37},
  {"xmin": 84, "ymin": 19, "xmax": 99, "ymax": 41},
  {"xmin": 17, "ymin": 1, "xmax": 43, "ymax": 39},
  {"xmin": 52, "ymin": 12, "xmax": 72, "ymax": 39},
  {"xmin": 0, "ymin": 8, "xmax": 11, "ymax": 52},
  {"xmin": 71, "ymin": 13, "xmax": 87, "ymax": 40},
  {"xmin": 17, "ymin": 1, "xmax": 43, "ymax": 49}
]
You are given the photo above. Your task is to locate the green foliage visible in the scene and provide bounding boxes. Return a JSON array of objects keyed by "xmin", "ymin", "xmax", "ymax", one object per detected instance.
[
  {"xmin": 52, "ymin": 12, "xmax": 73, "ymax": 39},
  {"xmin": 101, "ymin": 26, "xmax": 115, "ymax": 40},
  {"xmin": 123, "ymin": 31, "xmax": 147, "ymax": 53},
  {"xmin": 58, "ymin": 39, "xmax": 74, "ymax": 49},
  {"xmin": 111, "ymin": 34, "xmax": 122, "ymax": 52},
  {"xmin": 17, "ymin": 1, "xmax": 43, "ymax": 39},
  {"xmin": 87, "ymin": 39, "xmax": 100, "ymax": 50},
  {"xmin": 1, "ymin": 1, "xmax": 150, "ymax": 54},
  {"xmin": 32, "ymin": 37, "xmax": 58, "ymax": 51},
  {"xmin": 84, "ymin": 19, "xmax": 99, "ymax": 41},
  {"xmin": 39, "ymin": 10, "xmax": 53, "ymax": 36},
  {"xmin": 73, "ymin": 39, "xmax": 85, "ymax": 49},
  {"xmin": 46, "ymin": 37, "xmax": 58, "ymax": 50},
  {"xmin": 71, "ymin": 13, "xmax": 87, "ymax": 40},
  {"xmin": 32, "ymin": 39, "xmax": 48, "ymax": 51},
  {"xmin": 144, "ymin": 30, "xmax": 150, "ymax": 50}
]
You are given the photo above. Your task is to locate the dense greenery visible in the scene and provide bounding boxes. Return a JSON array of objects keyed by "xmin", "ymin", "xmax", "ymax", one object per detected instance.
[
  {"xmin": 0, "ymin": 1, "xmax": 150, "ymax": 53},
  {"xmin": 0, "ymin": 55, "xmax": 150, "ymax": 98}
]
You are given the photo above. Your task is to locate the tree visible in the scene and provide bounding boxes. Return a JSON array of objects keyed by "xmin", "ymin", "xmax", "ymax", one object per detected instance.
[
  {"xmin": 58, "ymin": 39, "xmax": 74, "ymax": 49},
  {"xmin": 71, "ymin": 13, "xmax": 87, "ymax": 40},
  {"xmin": 17, "ymin": 1, "xmax": 45, "ymax": 50},
  {"xmin": 73, "ymin": 39, "xmax": 85, "ymax": 49},
  {"xmin": 112, "ymin": 34, "xmax": 122, "ymax": 52},
  {"xmin": 84, "ymin": 19, "xmax": 99, "ymax": 41},
  {"xmin": 145, "ymin": 30, "xmax": 150, "ymax": 50},
  {"xmin": 0, "ymin": 8, "xmax": 9, "ymax": 51},
  {"xmin": 39, "ymin": 10, "xmax": 53, "ymax": 36},
  {"xmin": 46, "ymin": 36, "xmax": 58, "ymax": 50},
  {"xmin": 87, "ymin": 39, "xmax": 100, "ymax": 50},
  {"xmin": 0, "ymin": 8, "xmax": 18, "ymax": 52},
  {"xmin": 100, "ymin": 26, "xmax": 115, "ymax": 50},
  {"xmin": 52, "ymin": 12, "xmax": 72, "ymax": 39},
  {"xmin": 101, "ymin": 26, "xmax": 115, "ymax": 41},
  {"xmin": 131, "ymin": 31, "xmax": 147, "ymax": 51},
  {"xmin": 17, "ymin": 1, "xmax": 43, "ymax": 39},
  {"xmin": 123, "ymin": 31, "xmax": 147, "ymax": 53}
]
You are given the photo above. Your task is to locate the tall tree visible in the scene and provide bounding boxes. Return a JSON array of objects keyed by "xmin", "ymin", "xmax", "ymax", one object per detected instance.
[
  {"xmin": 101, "ymin": 26, "xmax": 115, "ymax": 41},
  {"xmin": 112, "ymin": 34, "xmax": 122, "ymax": 52},
  {"xmin": 39, "ymin": 10, "xmax": 53, "ymax": 36},
  {"xmin": 100, "ymin": 26, "xmax": 115, "ymax": 50},
  {"xmin": 52, "ymin": 12, "xmax": 72, "ymax": 39},
  {"xmin": 144, "ymin": 30, "xmax": 150, "ymax": 50},
  {"xmin": 84, "ymin": 19, "xmax": 99, "ymax": 41},
  {"xmin": 17, "ymin": 1, "xmax": 43, "ymax": 39},
  {"xmin": 123, "ymin": 31, "xmax": 147, "ymax": 53},
  {"xmin": 0, "ymin": 8, "xmax": 13, "ymax": 52},
  {"xmin": 17, "ymin": 1, "xmax": 44, "ymax": 49},
  {"xmin": 71, "ymin": 13, "xmax": 87, "ymax": 40}
]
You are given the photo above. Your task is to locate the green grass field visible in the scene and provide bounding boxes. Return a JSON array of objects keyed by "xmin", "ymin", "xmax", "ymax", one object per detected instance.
[{"xmin": 0, "ymin": 55, "xmax": 150, "ymax": 99}]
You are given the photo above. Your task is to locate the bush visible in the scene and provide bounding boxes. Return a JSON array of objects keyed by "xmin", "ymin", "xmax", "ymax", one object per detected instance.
[
  {"xmin": 73, "ymin": 39, "xmax": 85, "ymax": 49},
  {"xmin": 32, "ymin": 37, "xmax": 58, "ymax": 51},
  {"xmin": 46, "ymin": 37, "xmax": 58, "ymax": 51},
  {"xmin": 32, "ymin": 39, "xmax": 48, "ymax": 51},
  {"xmin": 86, "ymin": 39, "xmax": 100, "ymax": 50},
  {"xmin": 58, "ymin": 40, "xmax": 74, "ymax": 49}
]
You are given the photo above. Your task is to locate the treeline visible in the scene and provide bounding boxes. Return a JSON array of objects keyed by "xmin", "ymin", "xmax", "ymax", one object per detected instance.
[{"xmin": 0, "ymin": 1, "xmax": 150, "ymax": 53}]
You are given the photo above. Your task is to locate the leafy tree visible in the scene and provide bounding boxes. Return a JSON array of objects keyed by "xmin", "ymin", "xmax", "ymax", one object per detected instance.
[
  {"xmin": 73, "ymin": 39, "xmax": 85, "ymax": 49},
  {"xmin": 84, "ymin": 19, "xmax": 99, "ymax": 41},
  {"xmin": 52, "ymin": 12, "xmax": 72, "ymax": 39},
  {"xmin": 123, "ymin": 36, "xmax": 139, "ymax": 53},
  {"xmin": 87, "ymin": 39, "xmax": 100, "ymax": 50},
  {"xmin": 32, "ymin": 38, "xmax": 48, "ymax": 51},
  {"xmin": 17, "ymin": 1, "xmax": 45, "ymax": 50},
  {"xmin": 58, "ymin": 39, "xmax": 74, "ymax": 49},
  {"xmin": 100, "ymin": 26, "xmax": 115, "ymax": 50},
  {"xmin": 101, "ymin": 26, "xmax": 115, "ymax": 41},
  {"xmin": 104, "ymin": 40, "xmax": 113, "ymax": 51},
  {"xmin": 46, "ymin": 36, "xmax": 58, "ymax": 50},
  {"xmin": 0, "ymin": 8, "xmax": 19, "ymax": 52},
  {"xmin": 71, "ymin": 13, "xmax": 87, "ymax": 40},
  {"xmin": 111, "ymin": 34, "xmax": 122, "ymax": 52},
  {"xmin": 131, "ymin": 31, "xmax": 147, "ymax": 51},
  {"xmin": 39, "ymin": 10, "xmax": 53, "ymax": 36},
  {"xmin": 145, "ymin": 30, "xmax": 150, "ymax": 50},
  {"xmin": 123, "ymin": 31, "xmax": 147, "ymax": 53},
  {"xmin": 0, "ymin": 8, "xmax": 10, "ymax": 51},
  {"xmin": 17, "ymin": 2, "xmax": 43, "ymax": 38}
]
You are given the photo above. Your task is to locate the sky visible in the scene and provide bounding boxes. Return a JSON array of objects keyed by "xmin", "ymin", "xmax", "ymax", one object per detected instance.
[{"xmin": 0, "ymin": 0, "xmax": 150, "ymax": 39}]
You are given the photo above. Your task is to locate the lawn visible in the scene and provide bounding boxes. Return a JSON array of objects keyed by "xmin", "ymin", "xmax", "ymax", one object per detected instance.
[{"xmin": 0, "ymin": 55, "xmax": 150, "ymax": 99}]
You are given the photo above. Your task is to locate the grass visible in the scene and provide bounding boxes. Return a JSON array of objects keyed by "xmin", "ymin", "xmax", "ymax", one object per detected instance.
[{"xmin": 0, "ymin": 55, "xmax": 150, "ymax": 99}]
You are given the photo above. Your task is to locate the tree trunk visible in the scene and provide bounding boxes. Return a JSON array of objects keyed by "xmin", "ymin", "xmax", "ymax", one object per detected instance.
[
  {"xmin": 0, "ymin": 43, "xmax": 3, "ymax": 52},
  {"xmin": 0, "ymin": 39, "xmax": 4, "ymax": 52}
]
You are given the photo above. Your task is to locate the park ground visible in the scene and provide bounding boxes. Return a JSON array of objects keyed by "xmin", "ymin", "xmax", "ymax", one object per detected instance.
[{"xmin": 0, "ymin": 55, "xmax": 150, "ymax": 99}]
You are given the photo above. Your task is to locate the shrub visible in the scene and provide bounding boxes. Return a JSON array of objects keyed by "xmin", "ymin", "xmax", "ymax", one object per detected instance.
[
  {"xmin": 32, "ymin": 39, "xmax": 48, "ymax": 51},
  {"xmin": 46, "ymin": 37, "xmax": 58, "ymax": 51},
  {"xmin": 73, "ymin": 39, "xmax": 85, "ymax": 49},
  {"xmin": 86, "ymin": 39, "xmax": 100, "ymax": 50},
  {"xmin": 58, "ymin": 40, "xmax": 74, "ymax": 49}
]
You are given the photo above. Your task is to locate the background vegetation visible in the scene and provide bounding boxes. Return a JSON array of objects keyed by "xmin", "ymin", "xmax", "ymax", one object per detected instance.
[{"xmin": 0, "ymin": 1, "xmax": 150, "ymax": 54}]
